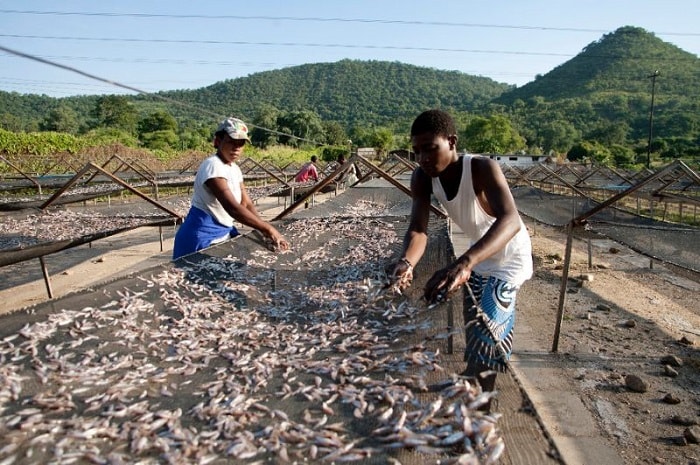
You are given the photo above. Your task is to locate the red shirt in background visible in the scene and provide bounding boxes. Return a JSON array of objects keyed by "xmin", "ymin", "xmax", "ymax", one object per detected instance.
[{"xmin": 295, "ymin": 162, "xmax": 318, "ymax": 182}]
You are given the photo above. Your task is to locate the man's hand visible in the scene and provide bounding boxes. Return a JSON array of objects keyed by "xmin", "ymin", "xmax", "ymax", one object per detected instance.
[{"xmin": 423, "ymin": 261, "xmax": 471, "ymax": 304}]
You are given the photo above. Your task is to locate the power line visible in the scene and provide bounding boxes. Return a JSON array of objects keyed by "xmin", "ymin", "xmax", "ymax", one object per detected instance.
[
  {"xmin": 2, "ymin": 33, "xmax": 696, "ymax": 64},
  {"xmin": 1, "ymin": 9, "xmax": 698, "ymax": 37},
  {"xmin": 0, "ymin": 33, "xmax": 575, "ymax": 57},
  {"xmin": 4, "ymin": 30, "xmax": 699, "ymax": 63},
  {"xmin": 0, "ymin": 53, "xmax": 287, "ymax": 68}
]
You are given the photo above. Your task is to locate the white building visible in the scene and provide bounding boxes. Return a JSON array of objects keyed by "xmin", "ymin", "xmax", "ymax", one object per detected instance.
[{"xmin": 482, "ymin": 153, "xmax": 551, "ymax": 167}]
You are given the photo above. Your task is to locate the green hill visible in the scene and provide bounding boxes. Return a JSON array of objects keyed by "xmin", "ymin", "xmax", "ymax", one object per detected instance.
[
  {"xmin": 497, "ymin": 26, "xmax": 699, "ymax": 103},
  {"xmin": 1, "ymin": 26, "xmax": 698, "ymax": 161},
  {"xmin": 491, "ymin": 26, "xmax": 700, "ymax": 155},
  {"xmin": 155, "ymin": 59, "xmax": 511, "ymax": 126},
  {"xmin": 0, "ymin": 59, "xmax": 511, "ymax": 133}
]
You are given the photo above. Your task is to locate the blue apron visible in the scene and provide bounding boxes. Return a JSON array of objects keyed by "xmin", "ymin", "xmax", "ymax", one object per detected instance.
[{"xmin": 173, "ymin": 206, "xmax": 239, "ymax": 259}]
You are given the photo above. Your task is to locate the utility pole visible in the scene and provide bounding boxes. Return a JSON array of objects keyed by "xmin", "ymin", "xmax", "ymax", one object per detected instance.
[{"xmin": 646, "ymin": 70, "xmax": 660, "ymax": 169}]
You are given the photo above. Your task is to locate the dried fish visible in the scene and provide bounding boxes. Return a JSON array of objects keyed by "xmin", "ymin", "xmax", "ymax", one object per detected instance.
[{"xmin": 0, "ymin": 215, "xmax": 504, "ymax": 464}]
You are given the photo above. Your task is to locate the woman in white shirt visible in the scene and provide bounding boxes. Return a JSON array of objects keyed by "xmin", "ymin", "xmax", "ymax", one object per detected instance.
[{"xmin": 173, "ymin": 117, "xmax": 289, "ymax": 259}]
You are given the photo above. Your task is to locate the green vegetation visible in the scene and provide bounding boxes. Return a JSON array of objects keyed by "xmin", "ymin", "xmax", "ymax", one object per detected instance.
[
  {"xmin": 496, "ymin": 27, "xmax": 700, "ymax": 164},
  {"xmin": 1, "ymin": 27, "xmax": 699, "ymax": 170}
]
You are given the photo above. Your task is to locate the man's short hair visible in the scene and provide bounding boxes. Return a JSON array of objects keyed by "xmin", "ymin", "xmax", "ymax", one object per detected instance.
[
  {"xmin": 411, "ymin": 109, "xmax": 456, "ymax": 138},
  {"xmin": 311, "ymin": 155, "xmax": 318, "ymax": 163}
]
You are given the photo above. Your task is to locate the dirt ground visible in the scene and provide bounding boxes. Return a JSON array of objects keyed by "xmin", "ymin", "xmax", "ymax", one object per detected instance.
[
  {"xmin": 518, "ymin": 222, "xmax": 700, "ymax": 465},
  {"xmin": 1, "ymin": 205, "xmax": 699, "ymax": 464}
]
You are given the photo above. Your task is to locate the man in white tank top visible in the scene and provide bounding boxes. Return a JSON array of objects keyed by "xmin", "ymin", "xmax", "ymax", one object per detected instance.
[{"xmin": 390, "ymin": 109, "xmax": 533, "ymax": 408}]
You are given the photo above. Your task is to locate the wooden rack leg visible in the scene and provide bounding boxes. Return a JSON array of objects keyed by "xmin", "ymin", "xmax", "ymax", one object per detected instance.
[
  {"xmin": 447, "ymin": 304, "xmax": 454, "ymax": 355},
  {"xmin": 39, "ymin": 256, "xmax": 54, "ymax": 299},
  {"xmin": 552, "ymin": 223, "xmax": 574, "ymax": 353}
]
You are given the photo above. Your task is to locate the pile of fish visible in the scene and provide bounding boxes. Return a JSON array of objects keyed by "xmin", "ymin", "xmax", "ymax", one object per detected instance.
[
  {"xmin": 0, "ymin": 212, "xmax": 504, "ymax": 464},
  {"xmin": 0, "ymin": 182, "xmax": 285, "ymax": 251},
  {"xmin": 0, "ymin": 208, "xmax": 182, "ymax": 251}
]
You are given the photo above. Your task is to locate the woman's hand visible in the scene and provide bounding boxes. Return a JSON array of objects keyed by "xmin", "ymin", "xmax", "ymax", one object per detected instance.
[
  {"xmin": 388, "ymin": 258, "xmax": 414, "ymax": 292},
  {"xmin": 423, "ymin": 260, "xmax": 471, "ymax": 304},
  {"xmin": 264, "ymin": 227, "xmax": 290, "ymax": 252}
]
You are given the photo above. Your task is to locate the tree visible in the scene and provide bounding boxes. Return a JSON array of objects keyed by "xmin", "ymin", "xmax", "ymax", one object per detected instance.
[
  {"xmin": 0, "ymin": 113, "xmax": 26, "ymax": 132},
  {"xmin": 138, "ymin": 110, "xmax": 178, "ymax": 135},
  {"xmin": 91, "ymin": 95, "xmax": 138, "ymax": 134},
  {"xmin": 83, "ymin": 127, "xmax": 140, "ymax": 147},
  {"xmin": 348, "ymin": 125, "xmax": 373, "ymax": 149},
  {"xmin": 277, "ymin": 110, "xmax": 325, "ymax": 146},
  {"xmin": 136, "ymin": 110, "xmax": 179, "ymax": 150},
  {"xmin": 179, "ymin": 127, "xmax": 211, "ymax": 151},
  {"xmin": 40, "ymin": 105, "xmax": 79, "ymax": 134},
  {"xmin": 322, "ymin": 121, "xmax": 347, "ymax": 146},
  {"xmin": 251, "ymin": 104, "xmax": 281, "ymax": 148},
  {"xmin": 567, "ymin": 141, "xmax": 612, "ymax": 165},
  {"xmin": 141, "ymin": 130, "xmax": 179, "ymax": 151},
  {"xmin": 610, "ymin": 144, "xmax": 636, "ymax": 167},
  {"xmin": 539, "ymin": 120, "xmax": 579, "ymax": 153},
  {"xmin": 461, "ymin": 115, "xmax": 526, "ymax": 154},
  {"xmin": 366, "ymin": 127, "xmax": 395, "ymax": 156},
  {"xmin": 585, "ymin": 120, "xmax": 630, "ymax": 146},
  {"xmin": 658, "ymin": 137, "xmax": 700, "ymax": 160}
]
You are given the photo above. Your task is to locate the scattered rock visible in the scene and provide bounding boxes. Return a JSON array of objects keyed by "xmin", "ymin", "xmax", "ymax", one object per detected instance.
[
  {"xmin": 609, "ymin": 247, "xmax": 620, "ymax": 254},
  {"xmin": 662, "ymin": 365, "xmax": 679, "ymax": 377},
  {"xmin": 595, "ymin": 263, "xmax": 611, "ymax": 269},
  {"xmin": 579, "ymin": 273, "xmax": 594, "ymax": 282},
  {"xmin": 625, "ymin": 374, "xmax": 648, "ymax": 393},
  {"xmin": 669, "ymin": 415, "xmax": 697, "ymax": 427},
  {"xmin": 653, "ymin": 457, "xmax": 666, "ymax": 463},
  {"xmin": 546, "ymin": 252, "xmax": 563, "ymax": 261},
  {"xmin": 554, "ymin": 264, "xmax": 563, "ymax": 270},
  {"xmin": 662, "ymin": 393, "xmax": 681, "ymax": 404},
  {"xmin": 96, "ymin": 257, "xmax": 106, "ymax": 263},
  {"xmin": 622, "ymin": 319, "xmax": 637, "ymax": 328},
  {"xmin": 61, "ymin": 270, "xmax": 71, "ymax": 275},
  {"xmin": 660, "ymin": 355, "xmax": 683, "ymax": 367},
  {"xmin": 678, "ymin": 336, "xmax": 694, "ymax": 346},
  {"xmin": 596, "ymin": 303, "xmax": 611, "ymax": 312},
  {"xmin": 684, "ymin": 426, "xmax": 699, "ymax": 444}
]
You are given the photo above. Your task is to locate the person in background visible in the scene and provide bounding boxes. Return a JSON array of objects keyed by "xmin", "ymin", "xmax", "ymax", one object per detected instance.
[
  {"xmin": 294, "ymin": 155, "xmax": 319, "ymax": 182},
  {"xmin": 336, "ymin": 153, "xmax": 358, "ymax": 185},
  {"xmin": 173, "ymin": 117, "xmax": 289, "ymax": 260},
  {"xmin": 389, "ymin": 109, "xmax": 532, "ymax": 406}
]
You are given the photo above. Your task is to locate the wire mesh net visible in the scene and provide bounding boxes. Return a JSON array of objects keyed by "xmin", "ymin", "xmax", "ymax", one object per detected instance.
[
  {"xmin": 288, "ymin": 180, "xmax": 415, "ymax": 219},
  {"xmin": 0, "ymin": 183, "xmax": 517, "ymax": 465},
  {"xmin": 513, "ymin": 184, "xmax": 700, "ymax": 273}
]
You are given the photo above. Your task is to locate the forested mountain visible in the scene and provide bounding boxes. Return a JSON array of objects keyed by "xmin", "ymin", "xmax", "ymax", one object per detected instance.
[
  {"xmin": 153, "ymin": 59, "xmax": 511, "ymax": 126},
  {"xmin": 0, "ymin": 59, "xmax": 510, "ymax": 134},
  {"xmin": 0, "ymin": 26, "xmax": 698, "ymax": 163},
  {"xmin": 491, "ymin": 26, "xmax": 700, "ymax": 160},
  {"xmin": 497, "ymin": 26, "xmax": 699, "ymax": 103}
]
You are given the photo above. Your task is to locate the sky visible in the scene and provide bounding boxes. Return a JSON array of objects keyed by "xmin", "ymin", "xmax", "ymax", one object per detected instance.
[{"xmin": 0, "ymin": 0, "xmax": 698, "ymax": 98}]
